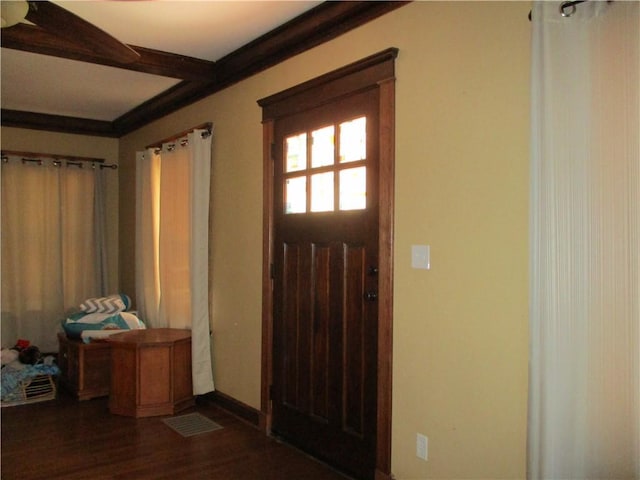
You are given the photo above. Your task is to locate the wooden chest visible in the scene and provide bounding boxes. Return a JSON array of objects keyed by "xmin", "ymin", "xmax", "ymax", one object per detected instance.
[{"xmin": 57, "ymin": 333, "xmax": 111, "ymax": 400}]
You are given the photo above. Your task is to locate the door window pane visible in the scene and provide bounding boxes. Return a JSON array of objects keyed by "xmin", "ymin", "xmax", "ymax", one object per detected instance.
[
  {"xmin": 286, "ymin": 133, "xmax": 307, "ymax": 172},
  {"xmin": 339, "ymin": 117, "xmax": 366, "ymax": 163},
  {"xmin": 339, "ymin": 167, "xmax": 366, "ymax": 210},
  {"xmin": 311, "ymin": 126, "xmax": 335, "ymax": 168},
  {"xmin": 311, "ymin": 172, "xmax": 334, "ymax": 212},
  {"xmin": 285, "ymin": 176, "xmax": 306, "ymax": 213},
  {"xmin": 284, "ymin": 116, "xmax": 368, "ymax": 214}
]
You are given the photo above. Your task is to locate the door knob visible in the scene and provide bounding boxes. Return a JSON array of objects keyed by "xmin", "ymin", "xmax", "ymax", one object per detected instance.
[{"xmin": 363, "ymin": 291, "xmax": 378, "ymax": 301}]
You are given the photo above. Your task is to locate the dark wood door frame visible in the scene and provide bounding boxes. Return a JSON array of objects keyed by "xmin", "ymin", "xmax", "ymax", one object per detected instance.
[{"xmin": 259, "ymin": 48, "xmax": 396, "ymax": 480}]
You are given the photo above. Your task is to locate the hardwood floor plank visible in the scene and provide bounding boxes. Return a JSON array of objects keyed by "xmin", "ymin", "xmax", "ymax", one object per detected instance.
[{"xmin": 1, "ymin": 391, "xmax": 351, "ymax": 480}]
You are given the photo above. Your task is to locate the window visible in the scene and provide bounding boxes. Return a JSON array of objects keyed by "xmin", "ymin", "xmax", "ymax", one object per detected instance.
[
  {"xmin": 283, "ymin": 116, "xmax": 367, "ymax": 214},
  {"xmin": 1, "ymin": 153, "xmax": 109, "ymax": 352}
]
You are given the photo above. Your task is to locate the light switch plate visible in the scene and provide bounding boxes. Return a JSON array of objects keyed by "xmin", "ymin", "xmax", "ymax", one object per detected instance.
[
  {"xmin": 411, "ymin": 245, "xmax": 430, "ymax": 270},
  {"xmin": 416, "ymin": 433, "xmax": 428, "ymax": 460}
]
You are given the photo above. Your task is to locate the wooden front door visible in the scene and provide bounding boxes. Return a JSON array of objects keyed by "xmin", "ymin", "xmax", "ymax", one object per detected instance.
[
  {"xmin": 270, "ymin": 88, "xmax": 380, "ymax": 479},
  {"xmin": 260, "ymin": 49, "xmax": 397, "ymax": 480}
]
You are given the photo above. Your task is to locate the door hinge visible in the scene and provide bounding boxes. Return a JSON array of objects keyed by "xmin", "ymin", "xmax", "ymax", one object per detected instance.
[
  {"xmin": 270, "ymin": 263, "xmax": 274, "ymax": 279},
  {"xmin": 269, "ymin": 384, "xmax": 274, "ymax": 400},
  {"xmin": 270, "ymin": 142, "xmax": 276, "ymax": 161}
]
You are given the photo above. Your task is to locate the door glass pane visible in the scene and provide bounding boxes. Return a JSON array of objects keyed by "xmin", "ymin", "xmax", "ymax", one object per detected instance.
[
  {"xmin": 311, "ymin": 125, "xmax": 335, "ymax": 168},
  {"xmin": 311, "ymin": 172, "xmax": 334, "ymax": 212},
  {"xmin": 286, "ymin": 133, "xmax": 307, "ymax": 172},
  {"xmin": 339, "ymin": 117, "xmax": 366, "ymax": 163},
  {"xmin": 285, "ymin": 176, "xmax": 306, "ymax": 213},
  {"xmin": 339, "ymin": 166, "xmax": 366, "ymax": 210}
]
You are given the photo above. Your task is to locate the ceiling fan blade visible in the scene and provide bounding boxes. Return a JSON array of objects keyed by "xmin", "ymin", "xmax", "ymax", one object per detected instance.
[{"xmin": 25, "ymin": 1, "xmax": 140, "ymax": 64}]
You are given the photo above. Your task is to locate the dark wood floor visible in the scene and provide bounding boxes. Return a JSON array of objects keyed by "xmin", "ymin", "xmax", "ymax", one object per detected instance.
[{"xmin": 1, "ymin": 390, "xmax": 351, "ymax": 480}]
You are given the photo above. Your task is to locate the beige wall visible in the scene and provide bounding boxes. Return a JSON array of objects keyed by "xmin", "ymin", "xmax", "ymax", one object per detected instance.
[
  {"xmin": 3, "ymin": 2, "xmax": 530, "ymax": 478},
  {"xmin": 389, "ymin": 4, "xmax": 530, "ymax": 478},
  {"xmin": 121, "ymin": 2, "xmax": 531, "ymax": 477},
  {"xmin": 0, "ymin": 126, "xmax": 120, "ymax": 293}
]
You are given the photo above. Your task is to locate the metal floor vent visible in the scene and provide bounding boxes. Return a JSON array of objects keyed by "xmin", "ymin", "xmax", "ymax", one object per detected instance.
[{"xmin": 162, "ymin": 413, "xmax": 223, "ymax": 437}]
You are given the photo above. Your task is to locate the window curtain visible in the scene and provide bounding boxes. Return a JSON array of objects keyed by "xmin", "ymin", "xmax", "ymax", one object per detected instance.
[
  {"xmin": 529, "ymin": 2, "xmax": 639, "ymax": 478},
  {"xmin": 135, "ymin": 148, "xmax": 161, "ymax": 324},
  {"xmin": 135, "ymin": 129, "xmax": 215, "ymax": 395},
  {"xmin": 1, "ymin": 156, "xmax": 108, "ymax": 353}
]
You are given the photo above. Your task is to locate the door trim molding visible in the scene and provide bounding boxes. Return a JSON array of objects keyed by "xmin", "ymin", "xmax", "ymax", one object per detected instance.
[
  {"xmin": 259, "ymin": 48, "xmax": 397, "ymax": 478},
  {"xmin": 375, "ymin": 76, "xmax": 395, "ymax": 479},
  {"xmin": 261, "ymin": 118, "xmax": 275, "ymax": 434}
]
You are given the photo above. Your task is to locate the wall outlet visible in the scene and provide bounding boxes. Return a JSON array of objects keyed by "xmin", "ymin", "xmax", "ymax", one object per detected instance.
[{"xmin": 416, "ymin": 433, "xmax": 428, "ymax": 461}]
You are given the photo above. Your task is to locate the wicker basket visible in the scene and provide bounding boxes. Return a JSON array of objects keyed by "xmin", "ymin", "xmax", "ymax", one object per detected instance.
[{"xmin": 1, "ymin": 374, "xmax": 57, "ymax": 407}]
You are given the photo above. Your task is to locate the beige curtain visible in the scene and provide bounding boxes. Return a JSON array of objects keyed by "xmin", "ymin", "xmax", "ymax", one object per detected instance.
[
  {"xmin": 135, "ymin": 129, "xmax": 215, "ymax": 395},
  {"xmin": 1, "ymin": 156, "xmax": 106, "ymax": 352},
  {"xmin": 158, "ymin": 144, "xmax": 192, "ymax": 329}
]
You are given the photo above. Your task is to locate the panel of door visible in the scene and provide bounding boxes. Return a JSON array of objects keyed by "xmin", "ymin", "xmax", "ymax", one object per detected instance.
[{"xmin": 271, "ymin": 88, "xmax": 380, "ymax": 480}]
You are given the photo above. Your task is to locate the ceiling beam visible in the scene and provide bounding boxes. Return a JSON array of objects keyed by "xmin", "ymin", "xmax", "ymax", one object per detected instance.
[
  {"xmin": 214, "ymin": 0, "xmax": 410, "ymax": 89},
  {"xmin": 1, "ymin": 109, "xmax": 117, "ymax": 137},
  {"xmin": 1, "ymin": 23, "xmax": 216, "ymax": 81},
  {"xmin": 112, "ymin": 80, "xmax": 216, "ymax": 136},
  {"xmin": 2, "ymin": 1, "xmax": 410, "ymax": 137}
]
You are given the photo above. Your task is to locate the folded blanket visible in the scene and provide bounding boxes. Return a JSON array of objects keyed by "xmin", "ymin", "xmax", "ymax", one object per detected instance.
[
  {"xmin": 80, "ymin": 294, "xmax": 130, "ymax": 314},
  {"xmin": 80, "ymin": 329, "xmax": 135, "ymax": 343},
  {"xmin": 62, "ymin": 311, "xmax": 146, "ymax": 339}
]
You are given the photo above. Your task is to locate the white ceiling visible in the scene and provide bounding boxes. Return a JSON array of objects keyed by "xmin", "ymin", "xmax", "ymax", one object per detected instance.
[
  {"xmin": 1, "ymin": 48, "xmax": 181, "ymax": 120},
  {"xmin": 0, "ymin": 1, "xmax": 323, "ymax": 122}
]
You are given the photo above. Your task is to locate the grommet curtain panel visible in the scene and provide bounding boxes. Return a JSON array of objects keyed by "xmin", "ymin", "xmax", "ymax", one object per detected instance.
[
  {"xmin": 1, "ymin": 156, "xmax": 108, "ymax": 352},
  {"xmin": 135, "ymin": 129, "xmax": 215, "ymax": 395},
  {"xmin": 528, "ymin": 2, "xmax": 639, "ymax": 478}
]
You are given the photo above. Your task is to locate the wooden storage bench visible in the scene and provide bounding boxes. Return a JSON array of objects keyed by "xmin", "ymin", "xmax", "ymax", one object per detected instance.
[{"xmin": 57, "ymin": 333, "xmax": 111, "ymax": 400}]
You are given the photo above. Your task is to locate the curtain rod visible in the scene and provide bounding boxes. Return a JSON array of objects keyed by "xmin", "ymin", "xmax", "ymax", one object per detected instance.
[
  {"xmin": 145, "ymin": 122, "xmax": 213, "ymax": 150},
  {"xmin": 1, "ymin": 150, "xmax": 118, "ymax": 170}
]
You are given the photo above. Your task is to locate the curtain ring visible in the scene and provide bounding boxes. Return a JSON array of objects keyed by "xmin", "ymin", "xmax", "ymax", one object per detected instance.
[{"xmin": 560, "ymin": 2, "xmax": 578, "ymax": 17}]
